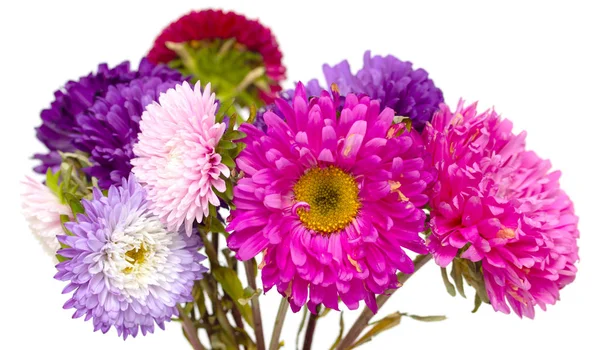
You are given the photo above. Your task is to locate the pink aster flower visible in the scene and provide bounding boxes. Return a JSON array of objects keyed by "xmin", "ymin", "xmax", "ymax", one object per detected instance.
[
  {"xmin": 424, "ymin": 100, "xmax": 579, "ymax": 318},
  {"xmin": 21, "ymin": 176, "xmax": 72, "ymax": 258},
  {"xmin": 132, "ymin": 81, "xmax": 229, "ymax": 236},
  {"xmin": 227, "ymin": 83, "xmax": 434, "ymax": 313}
]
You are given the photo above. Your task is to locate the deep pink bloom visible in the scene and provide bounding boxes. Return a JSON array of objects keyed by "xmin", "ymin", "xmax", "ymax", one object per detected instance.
[
  {"xmin": 425, "ymin": 101, "xmax": 579, "ymax": 318},
  {"xmin": 227, "ymin": 83, "xmax": 434, "ymax": 313},
  {"xmin": 147, "ymin": 9, "xmax": 285, "ymax": 103}
]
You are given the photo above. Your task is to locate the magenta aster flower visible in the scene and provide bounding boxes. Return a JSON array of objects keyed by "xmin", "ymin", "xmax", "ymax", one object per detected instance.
[
  {"xmin": 227, "ymin": 83, "xmax": 434, "ymax": 313},
  {"xmin": 55, "ymin": 176, "xmax": 206, "ymax": 338},
  {"xmin": 132, "ymin": 81, "xmax": 229, "ymax": 236},
  {"xmin": 424, "ymin": 101, "xmax": 579, "ymax": 318}
]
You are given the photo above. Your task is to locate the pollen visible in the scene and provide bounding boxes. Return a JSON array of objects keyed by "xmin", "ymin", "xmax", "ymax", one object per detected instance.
[
  {"xmin": 294, "ymin": 166, "xmax": 360, "ymax": 234},
  {"xmin": 123, "ymin": 244, "xmax": 148, "ymax": 274}
]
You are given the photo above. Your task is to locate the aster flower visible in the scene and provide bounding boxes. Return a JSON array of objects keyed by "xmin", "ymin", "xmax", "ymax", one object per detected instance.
[
  {"xmin": 21, "ymin": 176, "xmax": 71, "ymax": 258},
  {"xmin": 147, "ymin": 9, "xmax": 285, "ymax": 105},
  {"xmin": 322, "ymin": 51, "xmax": 444, "ymax": 131},
  {"xmin": 253, "ymin": 80, "xmax": 327, "ymax": 132},
  {"xmin": 73, "ymin": 75, "xmax": 183, "ymax": 189},
  {"xmin": 34, "ymin": 59, "xmax": 183, "ymax": 174},
  {"xmin": 424, "ymin": 101, "xmax": 579, "ymax": 318},
  {"xmin": 132, "ymin": 81, "xmax": 229, "ymax": 236},
  {"xmin": 227, "ymin": 83, "xmax": 434, "ymax": 313},
  {"xmin": 55, "ymin": 176, "xmax": 206, "ymax": 338}
]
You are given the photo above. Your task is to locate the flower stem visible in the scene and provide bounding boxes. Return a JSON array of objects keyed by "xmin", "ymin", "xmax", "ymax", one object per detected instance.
[
  {"xmin": 245, "ymin": 260, "xmax": 266, "ymax": 350},
  {"xmin": 336, "ymin": 254, "xmax": 432, "ymax": 350},
  {"xmin": 302, "ymin": 306, "xmax": 320, "ymax": 350},
  {"xmin": 177, "ymin": 305, "xmax": 206, "ymax": 350},
  {"xmin": 269, "ymin": 298, "xmax": 289, "ymax": 350}
]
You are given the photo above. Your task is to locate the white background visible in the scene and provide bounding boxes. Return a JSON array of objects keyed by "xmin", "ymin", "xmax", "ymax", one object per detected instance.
[{"xmin": 1, "ymin": 0, "xmax": 599, "ymax": 349}]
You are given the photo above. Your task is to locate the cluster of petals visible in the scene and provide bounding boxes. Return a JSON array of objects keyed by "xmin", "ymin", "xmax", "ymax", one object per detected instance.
[
  {"xmin": 228, "ymin": 83, "xmax": 434, "ymax": 313},
  {"xmin": 424, "ymin": 101, "xmax": 579, "ymax": 318}
]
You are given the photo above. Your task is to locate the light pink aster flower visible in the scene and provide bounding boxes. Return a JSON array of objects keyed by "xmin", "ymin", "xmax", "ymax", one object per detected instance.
[
  {"xmin": 424, "ymin": 100, "xmax": 579, "ymax": 318},
  {"xmin": 227, "ymin": 83, "xmax": 434, "ymax": 313},
  {"xmin": 132, "ymin": 81, "xmax": 229, "ymax": 236},
  {"xmin": 21, "ymin": 176, "xmax": 72, "ymax": 257}
]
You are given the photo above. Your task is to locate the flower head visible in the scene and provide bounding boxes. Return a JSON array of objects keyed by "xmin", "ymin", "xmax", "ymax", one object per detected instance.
[
  {"xmin": 21, "ymin": 176, "xmax": 71, "ymax": 257},
  {"xmin": 34, "ymin": 59, "xmax": 182, "ymax": 174},
  {"xmin": 74, "ymin": 75, "xmax": 182, "ymax": 189},
  {"xmin": 147, "ymin": 9, "xmax": 285, "ymax": 105},
  {"xmin": 227, "ymin": 83, "xmax": 434, "ymax": 313},
  {"xmin": 323, "ymin": 51, "xmax": 444, "ymax": 131},
  {"xmin": 132, "ymin": 81, "xmax": 229, "ymax": 236},
  {"xmin": 424, "ymin": 101, "xmax": 579, "ymax": 318},
  {"xmin": 54, "ymin": 176, "xmax": 206, "ymax": 338}
]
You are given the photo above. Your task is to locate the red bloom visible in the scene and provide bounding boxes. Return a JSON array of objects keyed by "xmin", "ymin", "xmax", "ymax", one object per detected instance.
[{"xmin": 147, "ymin": 9, "xmax": 285, "ymax": 101}]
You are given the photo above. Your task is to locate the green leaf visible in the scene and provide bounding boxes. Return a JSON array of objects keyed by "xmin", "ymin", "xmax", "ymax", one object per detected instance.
[
  {"xmin": 402, "ymin": 313, "xmax": 447, "ymax": 322},
  {"xmin": 218, "ymin": 140, "xmax": 237, "ymax": 151},
  {"xmin": 238, "ymin": 287, "xmax": 261, "ymax": 306},
  {"xmin": 351, "ymin": 312, "xmax": 402, "ymax": 349},
  {"xmin": 212, "ymin": 266, "xmax": 254, "ymax": 328},
  {"xmin": 221, "ymin": 154, "xmax": 236, "ymax": 169},
  {"xmin": 225, "ymin": 130, "xmax": 247, "ymax": 141},
  {"xmin": 329, "ymin": 312, "xmax": 345, "ymax": 350},
  {"xmin": 450, "ymin": 262, "xmax": 466, "ymax": 298},
  {"xmin": 472, "ymin": 293, "xmax": 483, "ymax": 313},
  {"xmin": 441, "ymin": 267, "xmax": 456, "ymax": 297},
  {"xmin": 296, "ymin": 306, "xmax": 309, "ymax": 350}
]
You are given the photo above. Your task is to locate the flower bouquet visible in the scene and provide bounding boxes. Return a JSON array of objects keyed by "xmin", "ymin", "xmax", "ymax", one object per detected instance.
[{"xmin": 22, "ymin": 8, "xmax": 580, "ymax": 350}]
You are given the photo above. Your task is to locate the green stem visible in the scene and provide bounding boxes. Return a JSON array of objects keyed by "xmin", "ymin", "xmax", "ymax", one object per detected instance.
[
  {"xmin": 336, "ymin": 255, "xmax": 432, "ymax": 350},
  {"xmin": 269, "ymin": 298, "xmax": 289, "ymax": 350},
  {"xmin": 177, "ymin": 305, "xmax": 206, "ymax": 350},
  {"xmin": 245, "ymin": 260, "xmax": 266, "ymax": 350},
  {"xmin": 200, "ymin": 278, "xmax": 238, "ymax": 348}
]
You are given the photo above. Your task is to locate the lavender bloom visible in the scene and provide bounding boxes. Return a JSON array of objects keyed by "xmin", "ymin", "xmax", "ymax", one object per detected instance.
[
  {"xmin": 74, "ymin": 76, "xmax": 181, "ymax": 189},
  {"xmin": 323, "ymin": 51, "xmax": 444, "ymax": 131},
  {"xmin": 55, "ymin": 176, "xmax": 206, "ymax": 339},
  {"xmin": 34, "ymin": 59, "xmax": 183, "ymax": 173}
]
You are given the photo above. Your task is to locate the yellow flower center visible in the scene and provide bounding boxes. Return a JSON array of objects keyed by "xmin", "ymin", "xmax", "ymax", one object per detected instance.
[
  {"xmin": 123, "ymin": 244, "xmax": 148, "ymax": 274},
  {"xmin": 293, "ymin": 166, "xmax": 360, "ymax": 234}
]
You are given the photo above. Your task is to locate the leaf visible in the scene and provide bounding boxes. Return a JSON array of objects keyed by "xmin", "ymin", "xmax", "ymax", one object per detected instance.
[
  {"xmin": 248, "ymin": 104, "xmax": 257, "ymax": 124},
  {"xmin": 225, "ymin": 130, "xmax": 247, "ymax": 141},
  {"xmin": 329, "ymin": 312, "xmax": 345, "ymax": 350},
  {"xmin": 212, "ymin": 266, "xmax": 254, "ymax": 328},
  {"xmin": 441, "ymin": 267, "xmax": 456, "ymax": 297},
  {"xmin": 296, "ymin": 306, "xmax": 309, "ymax": 350},
  {"xmin": 402, "ymin": 313, "xmax": 447, "ymax": 322},
  {"xmin": 221, "ymin": 154, "xmax": 236, "ymax": 169},
  {"xmin": 351, "ymin": 312, "xmax": 402, "ymax": 349},
  {"xmin": 218, "ymin": 139, "xmax": 237, "ymax": 151},
  {"xmin": 472, "ymin": 293, "xmax": 483, "ymax": 313},
  {"xmin": 238, "ymin": 287, "xmax": 261, "ymax": 306},
  {"xmin": 450, "ymin": 262, "xmax": 466, "ymax": 298}
]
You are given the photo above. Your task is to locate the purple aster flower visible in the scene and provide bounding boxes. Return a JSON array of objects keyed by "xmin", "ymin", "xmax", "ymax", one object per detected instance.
[
  {"xmin": 55, "ymin": 176, "xmax": 206, "ymax": 339},
  {"xmin": 34, "ymin": 59, "xmax": 183, "ymax": 174},
  {"xmin": 73, "ymin": 76, "xmax": 181, "ymax": 189},
  {"xmin": 322, "ymin": 51, "xmax": 444, "ymax": 131}
]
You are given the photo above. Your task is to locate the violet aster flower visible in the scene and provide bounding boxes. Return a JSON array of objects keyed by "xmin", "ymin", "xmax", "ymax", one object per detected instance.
[
  {"xmin": 227, "ymin": 83, "xmax": 434, "ymax": 313},
  {"xmin": 55, "ymin": 176, "xmax": 206, "ymax": 338},
  {"xmin": 322, "ymin": 51, "xmax": 443, "ymax": 131},
  {"xmin": 73, "ymin": 76, "xmax": 182, "ymax": 189},
  {"xmin": 34, "ymin": 59, "xmax": 183, "ymax": 174},
  {"xmin": 132, "ymin": 81, "xmax": 229, "ymax": 236},
  {"xmin": 424, "ymin": 101, "xmax": 579, "ymax": 318}
]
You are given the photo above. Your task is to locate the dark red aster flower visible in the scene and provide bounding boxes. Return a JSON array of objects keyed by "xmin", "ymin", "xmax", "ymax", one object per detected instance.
[{"xmin": 147, "ymin": 9, "xmax": 285, "ymax": 105}]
